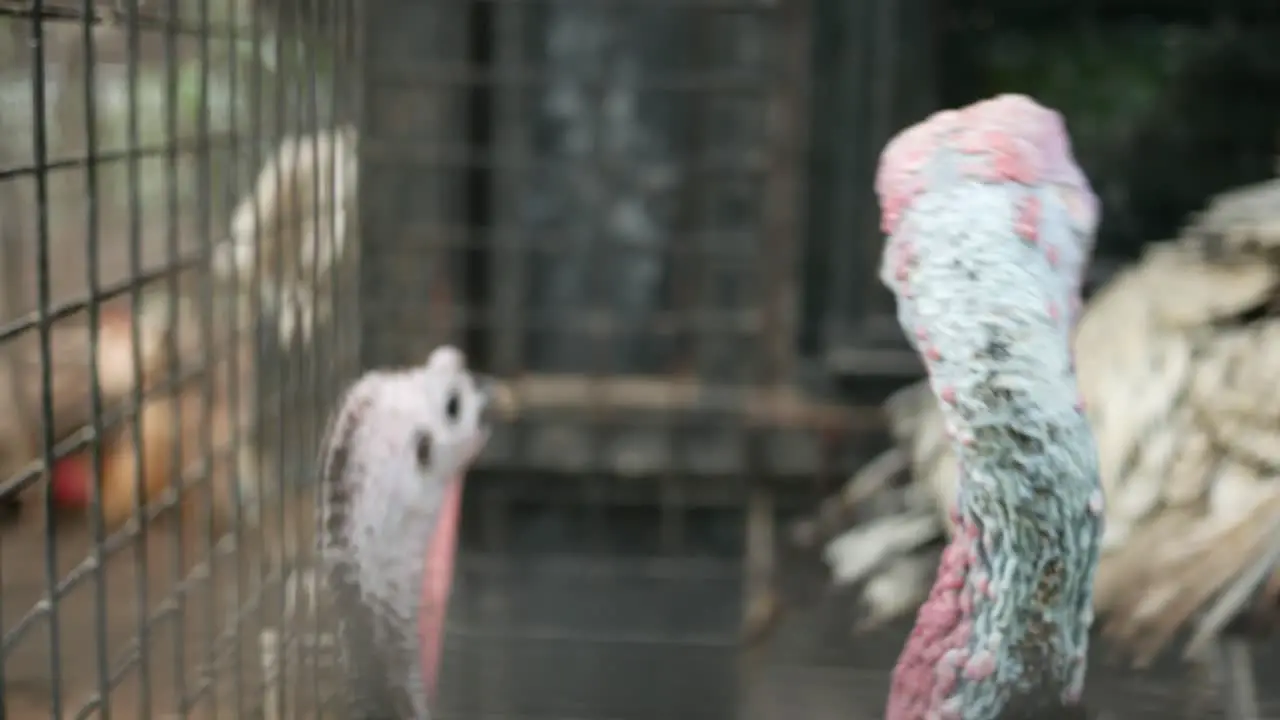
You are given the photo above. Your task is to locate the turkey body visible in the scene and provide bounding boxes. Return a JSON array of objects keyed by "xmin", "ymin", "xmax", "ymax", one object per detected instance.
[
  {"xmin": 1, "ymin": 301, "xmax": 165, "ymax": 498},
  {"xmin": 214, "ymin": 125, "xmax": 357, "ymax": 347},
  {"xmin": 44, "ymin": 295, "xmax": 264, "ymax": 538},
  {"xmin": 823, "ymin": 176, "xmax": 1280, "ymax": 673},
  {"xmin": 77, "ymin": 337, "xmax": 260, "ymax": 535}
]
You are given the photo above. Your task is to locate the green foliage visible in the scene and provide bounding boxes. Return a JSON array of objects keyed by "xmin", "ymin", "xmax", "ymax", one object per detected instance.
[{"xmin": 977, "ymin": 24, "xmax": 1202, "ymax": 167}]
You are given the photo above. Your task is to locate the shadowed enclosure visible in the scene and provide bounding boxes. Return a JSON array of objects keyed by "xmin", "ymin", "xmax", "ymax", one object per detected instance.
[{"xmin": 3, "ymin": 0, "xmax": 1280, "ymax": 718}]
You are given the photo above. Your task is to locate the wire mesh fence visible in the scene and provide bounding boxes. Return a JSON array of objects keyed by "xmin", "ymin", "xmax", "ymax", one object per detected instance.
[
  {"xmin": 4, "ymin": 0, "xmax": 1280, "ymax": 718},
  {"xmin": 355, "ymin": 0, "xmax": 861, "ymax": 715},
  {"xmin": 0, "ymin": 0, "xmax": 359, "ymax": 716}
]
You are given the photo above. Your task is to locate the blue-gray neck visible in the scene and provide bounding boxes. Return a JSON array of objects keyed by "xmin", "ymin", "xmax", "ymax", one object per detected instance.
[
  {"xmin": 883, "ymin": 184, "xmax": 1103, "ymax": 720},
  {"xmin": 952, "ymin": 390, "xmax": 1101, "ymax": 716}
]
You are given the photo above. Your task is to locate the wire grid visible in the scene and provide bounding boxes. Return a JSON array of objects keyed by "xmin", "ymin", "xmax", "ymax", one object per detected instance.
[
  {"xmin": 368, "ymin": 1, "xmax": 1280, "ymax": 718},
  {"xmin": 361, "ymin": 0, "xmax": 808, "ymax": 384},
  {"xmin": 354, "ymin": 0, "xmax": 869, "ymax": 718},
  {"xmin": 6, "ymin": 0, "xmax": 1265, "ymax": 718},
  {"xmin": 358, "ymin": 0, "xmax": 854, "ymax": 477},
  {"xmin": 0, "ymin": 0, "xmax": 360, "ymax": 717}
]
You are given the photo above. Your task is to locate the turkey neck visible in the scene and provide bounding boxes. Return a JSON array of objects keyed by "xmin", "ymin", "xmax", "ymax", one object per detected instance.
[
  {"xmin": 888, "ymin": 405, "xmax": 1101, "ymax": 719},
  {"xmin": 341, "ymin": 454, "xmax": 458, "ymax": 718},
  {"xmin": 882, "ymin": 187, "xmax": 1103, "ymax": 720}
]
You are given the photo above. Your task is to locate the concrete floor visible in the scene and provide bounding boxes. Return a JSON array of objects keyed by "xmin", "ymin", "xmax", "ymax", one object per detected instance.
[
  {"xmin": 437, "ymin": 499, "xmax": 1280, "ymax": 720},
  {"xmin": 440, "ymin": 550, "xmax": 1280, "ymax": 720},
  {"xmin": 3, "ymin": 488, "xmax": 1279, "ymax": 720}
]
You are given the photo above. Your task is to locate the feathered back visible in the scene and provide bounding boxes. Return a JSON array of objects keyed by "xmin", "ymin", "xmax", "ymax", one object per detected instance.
[
  {"xmin": 1183, "ymin": 177, "xmax": 1280, "ymax": 263},
  {"xmin": 213, "ymin": 125, "xmax": 358, "ymax": 345}
]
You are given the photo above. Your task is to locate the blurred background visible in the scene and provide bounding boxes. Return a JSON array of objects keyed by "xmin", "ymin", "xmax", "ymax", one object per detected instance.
[{"xmin": 1, "ymin": 0, "xmax": 1280, "ymax": 717}]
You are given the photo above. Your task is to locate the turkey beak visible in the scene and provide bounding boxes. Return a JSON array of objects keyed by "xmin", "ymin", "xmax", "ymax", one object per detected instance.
[{"xmin": 474, "ymin": 375, "xmax": 516, "ymax": 427}]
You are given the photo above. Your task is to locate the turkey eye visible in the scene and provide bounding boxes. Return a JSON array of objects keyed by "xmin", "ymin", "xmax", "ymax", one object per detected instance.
[
  {"xmin": 415, "ymin": 433, "xmax": 433, "ymax": 467},
  {"xmin": 444, "ymin": 390, "xmax": 461, "ymax": 423}
]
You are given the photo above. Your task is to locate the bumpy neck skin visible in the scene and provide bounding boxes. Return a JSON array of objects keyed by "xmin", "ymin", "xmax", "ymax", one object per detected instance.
[
  {"xmin": 885, "ymin": 344, "xmax": 1101, "ymax": 719},
  {"xmin": 877, "ymin": 96, "xmax": 1103, "ymax": 720}
]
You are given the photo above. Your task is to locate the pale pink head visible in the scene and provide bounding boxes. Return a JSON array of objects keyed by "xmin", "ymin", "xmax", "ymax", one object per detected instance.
[
  {"xmin": 321, "ymin": 345, "xmax": 497, "ymax": 717},
  {"xmin": 875, "ymin": 94, "xmax": 1100, "ymax": 297}
]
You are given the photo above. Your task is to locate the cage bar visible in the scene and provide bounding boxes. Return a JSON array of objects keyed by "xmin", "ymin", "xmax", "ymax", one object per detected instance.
[
  {"xmin": 0, "ymin": 0, "xmax": 359, "ymax": 716},
  {"xmin": 7, "ymin": 0, "xmax": 1269, "ymax": 718}
]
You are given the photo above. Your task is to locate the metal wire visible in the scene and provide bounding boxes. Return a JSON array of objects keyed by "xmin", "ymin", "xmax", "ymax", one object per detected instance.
[
  {"xmin": 78, "ymin": 2, "xmax": 111, "ymax": 718},
  {"xmin": 358, "ymin": 0, "xmax": 836, "ymax": 718},
  {"xmin": 29, "ymin": 1, "xmax": 64, "ymax": 716},
  {"xmin": 0, "ymin": 0, "xmax": 360, "ymax": 716},
  {"xmin": 8, "ymin": 1, "xmax": 1271, "ymax": 719}
]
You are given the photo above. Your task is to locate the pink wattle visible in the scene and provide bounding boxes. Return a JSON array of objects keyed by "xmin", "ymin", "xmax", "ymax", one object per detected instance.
[
  {"xmin": 419, "ymin": 475, "xmax": 464, "ymax": 702},
  {"xmin": 885, "ymin": 523, "xmax": 978, "ymax": 720}
]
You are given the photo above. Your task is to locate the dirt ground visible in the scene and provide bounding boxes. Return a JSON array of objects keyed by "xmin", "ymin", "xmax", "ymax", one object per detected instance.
[{"xmin": 6, "ymin": 490, "xmax": 1280, "ymax": 720}]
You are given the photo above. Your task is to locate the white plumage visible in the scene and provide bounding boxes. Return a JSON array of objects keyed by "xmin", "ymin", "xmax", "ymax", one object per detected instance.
[{"xmin": 214, "ymin": 125, "xmax": 358, "ymax": 346}]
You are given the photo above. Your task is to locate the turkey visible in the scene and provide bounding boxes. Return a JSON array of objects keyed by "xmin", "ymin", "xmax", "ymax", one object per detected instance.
[
  {"xmin": 816, "ymin": 125, "xmax": 1280, "ymax": 718},
  {"xmin": 872, "ymin": 94, "xmax": 1102, "ymax": 719},
  {"xmin": 316, "ymin": 345, "xmax": 498, "ymax": 717},
  {"xmin": 213, "ymin": 125, "xmax": 357, "ymax": 347},
  {"xmin": 47, "ymin": 292, "xmax": 264, "ymax": 536}
]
